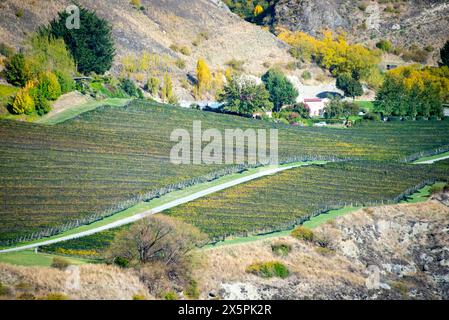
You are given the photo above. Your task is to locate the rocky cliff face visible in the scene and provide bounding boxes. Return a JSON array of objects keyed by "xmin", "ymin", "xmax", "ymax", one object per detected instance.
[{"xmin": 271, "ymin": 0, "xmax": 449, "ymax": 50}]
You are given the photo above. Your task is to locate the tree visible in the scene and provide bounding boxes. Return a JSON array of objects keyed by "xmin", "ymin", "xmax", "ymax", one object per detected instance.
[
  {"xmin": 336, "ymin": 73, "xmax": 363, "ymax": 100},
  {"xmin": 3, "ymin": 53, "xmax": 31, "ymax": 87},
  {"xmin": 323, "ymin": 98, "xmax": 360, "ymax": 119},
  {"xmin": 120, "ymin": 78, "xmax": 140, "ymax": 97},
  {"xmin": 441, "ymin": 40, "xmax": 449, "ymax": 67},
  {"xmin": 196, "ymin": 58, "xmax": 212, "ymax": 94},
  {"xmin": 161, "ymin": 73, "xmax": 175, "ymax": 103},
  {"xmin": 11, "ymin": 81, "xmax": 35, "ymax": 114},
  {"xmin": 107, "ymin": 215, "xmax": 207, "ymax": 266},
  {"xmin": 253, "ymin": 4, "xmax": 264, "ymax": 16},
  {"xmin": 37, "ymin": 71, "xmax": 62, "ymax": 101},
  {"xmin": 145, "ymin": 77, "xmax": 160, "ymax": 97},
  {"xmin": 26, "ymin": 34, "xmax": 76, "ymax": 76},
  {"xmin": 261, "ymin": 69, "xmax": 298, "ymax": 111},
  {"xmin": 218, "ymin": 78, "xmax": 273, "ymax": 116},
  {"xmin": 45, "ymin": 6, "xmax": 115, "ymax": 75},
  {"xmin": 374, "ymin": 75, "xmax": 407, "ymax": 117}
]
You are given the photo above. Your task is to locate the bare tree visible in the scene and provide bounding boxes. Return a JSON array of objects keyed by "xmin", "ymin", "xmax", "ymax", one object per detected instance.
[{"xmin": 107, "ymin": 215, "xmax": 207, "ymax": 266}]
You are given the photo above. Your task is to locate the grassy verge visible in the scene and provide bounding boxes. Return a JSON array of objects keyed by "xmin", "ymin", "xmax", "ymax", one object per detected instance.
[
  {"xmin": 413, "ymin": 151, "xmax": 449, "ymax": 164},
  {"xmin": 0, "ymin": 250, "xmax": 91, "ymax": 267},
  {"xmin": 36, "ymin": 98, "xmax": 131, "ymax": 125}
]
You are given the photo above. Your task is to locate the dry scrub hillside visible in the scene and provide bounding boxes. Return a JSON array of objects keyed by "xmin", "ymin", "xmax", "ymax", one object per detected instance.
[
  {"xmin": 196, "ymin": 200, "xmax": 449, "ymax": 300},
  {"xmin": 0, "ymin": 0, "xmax": 292, "ymax": 76},
  {"xmin": 0, "ymin": 263, "xmax": 150, "ymax": 300}
]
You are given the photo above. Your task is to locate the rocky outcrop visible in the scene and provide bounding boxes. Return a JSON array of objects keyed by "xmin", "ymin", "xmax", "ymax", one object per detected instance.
[
  {"xmin": 199, "ymin": 200, "xmax": 449, "ymax": 300},
  {"xmin": 271, "ymin": 0, "xmax": 449, "ymax": 51}
]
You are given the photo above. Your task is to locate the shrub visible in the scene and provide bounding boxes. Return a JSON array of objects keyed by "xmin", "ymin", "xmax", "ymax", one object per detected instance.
[
  {"xmin": 302, "ymin": 70, "xmax": 312, "ymax": 80},
  {"xmin": 430, "ymin": 183, "xmax": 445, "ymax": 195},
  {"xmin": 363, "ymin": 112, "xmax": 381, "ymax": 122},
  {"xmin": 225, "ymin": 59, "xmax": 245, "ymax": 73},
  {"xmin": 46, "ymin": 6, "xmax": 115, "ymax": 74},
  {"xmin": 180, "ymin": 47, "xmax": 191, "ymax": 56},
  {"xmin": 291, "ymin": 226, "xmax": 314, "ymax": 242},
  {"xmin": 175, "ymin": 59, "xmax": 186, "ymax": 70},
  {"xmin": 0, "ymin": 42, "xmax": 15, "ymax": 58},
  {"xmin": 376, "ymin": 40, "xmax": 392, "ymax": 52},
  {"xmin": 169, "ymin": 44, "xmax": 180, "ymax": 52},
  {"xmin": 17, "ymin": 293, "xmax": 36, "ymax": 300},
  {"xmin": 3, "ymin": 53, "xmax": 31, "ymax": 87},
  {"xmin": 132, "ymin": 294, "xmax": 146, "ymax": 300},
  {"xmin": 45, "ymin": 293, "xmax": 69, "ymax": 300},
  {"xmin": 120, "ymin": 78, "xmax": 139, "ymax": 97},
  {"xmin": 12, "ymin": 83, "xmax": 35, "ymax": 114},
  {"xmin": 15, "ymin": 9, "xmax": 24, "ymax": 18},
  {"xmin": 55, "ymin": 70, "xmax": 75, "ymax": 94},
  {"xmin": 164, "ymin": 291, "xmax": 178, "ymax": 300},
  {"xmin": 51, "ymin": 257, "xmax": 70, "ymax": 270},
  {"xmin": 38, "ymin": 71, "xmax": 62, "ymax": 100},
  {"xmin": 145, "ymin": 77, "xmax": 160, "ymax": 96},
  {"xmin": 184, "ymin": 279, "xmax": 200, "ymax": 300},
  {"xmin": 315, "ymin": 247, "xmax": 336, "ymax": 256},
  {"xmin": 34, "ymin": 90, "xmax": 51, "ymax": 116},
  {"xmin": 114, "ymin": 256, "xmax": 130, "ymax": 268},
  {"xmin": 0, "ymin": 282, "xmax": 12, "ymax": 296},
  {"xmin": 271, "ymin": 242, "xmax": 292, "ymax": 256},
  {"xmin": 246, "ymin": 261, "xmax": 290, "ymax": 279}
]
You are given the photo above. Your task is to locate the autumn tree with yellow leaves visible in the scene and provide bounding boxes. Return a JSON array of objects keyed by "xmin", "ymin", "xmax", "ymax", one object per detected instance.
[{"xmin": 196, "ymin": 58, "xmax": 212, "ymax": 97}]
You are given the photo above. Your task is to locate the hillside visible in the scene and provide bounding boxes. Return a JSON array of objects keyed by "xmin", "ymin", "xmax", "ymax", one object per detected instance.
[
  {"xmin": 1, "ymin": 100, "xmax": 449, "ymax": 244},
  {"xmin": 0, "ymin": 0, "xmax": 292, "ymax": 98},
  {"xmin": 1, "ymin": 200, "xmax": 447, "ymax": 300},
  {"xmin": 197, "ymin": 200, "xmax": 449, "ymax": 300},
  {"xmin": 254, "ymin": 0, "xmax": 449, "ymax": 63}
]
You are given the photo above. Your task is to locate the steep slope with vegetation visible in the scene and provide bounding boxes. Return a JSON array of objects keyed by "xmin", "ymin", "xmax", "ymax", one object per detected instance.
[
  {"xmin": 0, "ymin": 0, "xmax": 292, "ymax": 79},
  {"xmin": 225, "ymin": 0, "xmax": 449, "ymax": 64}
]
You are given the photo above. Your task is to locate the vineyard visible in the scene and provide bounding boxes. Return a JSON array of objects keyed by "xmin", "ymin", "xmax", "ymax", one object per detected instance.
[
  {"xmin": 1, "ymin": 100, "xmax": 449, "ymax": 243},
  {"xmin": 42, "ymin": 161, "xmax": 449, "ymax": 257},
  {"xmin": 165, "ymin": 161, "xmax": 449, "ymax": 240}
]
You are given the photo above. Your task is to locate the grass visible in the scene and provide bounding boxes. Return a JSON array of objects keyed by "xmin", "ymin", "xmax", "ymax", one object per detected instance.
[
  {"xmin": 36, "ymin": 98, "xmax": 131, "ymax": 125},
  {"xmin": 246, "ymin": 261, "xmax": 289, "ymax": 279},
  {"xmin": 0, "ymin": 84, "xmax": 18, "ymax": 109},
  {"xmin": 413, "ymin": 151, "xmax": 449, "ymax": 164},
  {"xmin": 355, "ymin": 100, "xmax": 374, "ymax": 111},
  {"xmin": 0, "ymin": 250, "xmax": 91, "ymax": 267}
]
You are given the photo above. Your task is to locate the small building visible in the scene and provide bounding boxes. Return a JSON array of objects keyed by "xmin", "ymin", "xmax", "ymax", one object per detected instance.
[{"xmin": 303, "ymin": 98, "xmax": 326, "ymax": 117}]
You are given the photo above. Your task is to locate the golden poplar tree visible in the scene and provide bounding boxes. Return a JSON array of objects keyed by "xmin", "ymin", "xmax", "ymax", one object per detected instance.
[
  {"xmin": 196, "ymin": 58, "xmax": 212, "ymax": 95},
  {"xmin": 254, "ymin": 5, "xmax": 264, "ymax": 17}
]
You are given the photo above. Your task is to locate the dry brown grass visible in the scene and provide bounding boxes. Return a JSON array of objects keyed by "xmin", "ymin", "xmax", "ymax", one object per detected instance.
[{"xmin": 0, "ymin": 263, "xmax": 151, "ymax": 300}]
